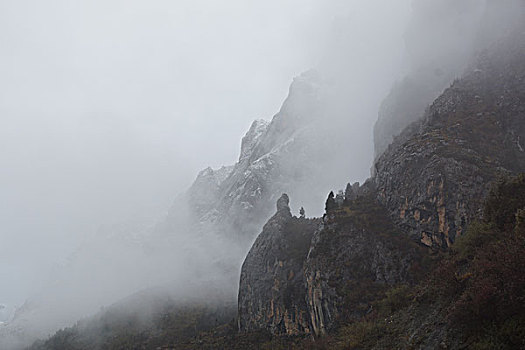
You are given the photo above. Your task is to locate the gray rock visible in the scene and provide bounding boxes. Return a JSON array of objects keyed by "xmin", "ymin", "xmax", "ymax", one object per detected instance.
[
  {"xmin": 238, "ymin": 195, "xmax": 320, "ymax": 335},
  {"xmin": 374, "ymin": 32, "xmax": 525, "ymax": 248}
]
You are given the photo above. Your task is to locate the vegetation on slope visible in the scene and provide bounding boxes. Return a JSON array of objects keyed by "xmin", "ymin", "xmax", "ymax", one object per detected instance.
[{"xmin": 329, "ymin": 174, "xmax": 525, "ymax": 349}]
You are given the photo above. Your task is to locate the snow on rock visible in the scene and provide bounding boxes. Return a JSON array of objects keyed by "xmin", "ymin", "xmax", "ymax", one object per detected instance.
[{"xmin": 239, "ymin": 120, "xmax": 269, "ymax": 163}]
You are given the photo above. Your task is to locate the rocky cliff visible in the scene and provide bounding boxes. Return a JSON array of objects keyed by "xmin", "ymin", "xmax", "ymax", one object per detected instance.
[
  {"xmin": 237, "ymin": 14, "xmax": 525, "ymax": 342},
  {"xmin": 238, "ymin": 194, "xmax": 319, "ymax": 335},
  {"xmin": 238, "ymin": 189, "xmax": 427, "ymax": 337},
  {"xmin": 375, "ymin": 29, "xmax": 525, "ymax": 248},
  {"xmin": 304, "ymin": 193, "xmax": 423, "ymax": 336}
]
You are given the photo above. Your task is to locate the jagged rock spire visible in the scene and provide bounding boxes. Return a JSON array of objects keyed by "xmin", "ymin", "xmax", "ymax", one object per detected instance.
[{"xmin": 276, "ymin": 193, "xmax": 290, "ymax": 214}]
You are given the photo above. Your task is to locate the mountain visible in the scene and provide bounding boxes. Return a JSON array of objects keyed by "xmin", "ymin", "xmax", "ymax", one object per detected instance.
[
  {"xmin": 236, "ymin": 15, "xmax": 525, "ymax": 349},
  {"xmin": 156, "ymin": 70, "xmax": 359, "ymax": 249},
  {"xmin": 375, "ymin": 33, "xmax": 525, "ymax": 248}
]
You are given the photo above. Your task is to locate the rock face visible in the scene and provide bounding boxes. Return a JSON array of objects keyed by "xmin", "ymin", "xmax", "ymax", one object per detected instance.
[
  {"xmin": 304, "ymin": 194, "xmax": 421, "ymax": 336},
  {"xmin": 374, "ymin": 30, "xmax": 525, "ymax": 248},
  {"xmin": 238, "ymin": 194, "xmax": 319, "ymax": 335},
  {"xmin": 237, "ymin": 16, "xmax": 525, "ymax": 339},
  {"xmin": 239, "ymin": 119, "xmax": 270, "ymax": 163},
  {"xmin": 188, "ymin": 165, "xmax": 236, "ymax": 220},
  {"xmin": 238, "ymin": 192, "xmax": 423, "ymax": 337}
]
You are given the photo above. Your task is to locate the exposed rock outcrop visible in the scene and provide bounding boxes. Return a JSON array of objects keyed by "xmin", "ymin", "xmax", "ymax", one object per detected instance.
[
  {"xmin": 374, "ymin": 30, "xmax": 525, "ymax": 248},
  {"xmin": 237, "ymin": 14, "xmax": 525, "ymax": 340},
  {"xmin": 238, "ymin": 194, "xmax": 319, "ymax": 335},
  {"xmin": 304, "ymin": 194, "xmax": 421, "ymax": 336},
  {"xmin": 238, "ymin": 192, "xmax": 424, "ymax": 337}
]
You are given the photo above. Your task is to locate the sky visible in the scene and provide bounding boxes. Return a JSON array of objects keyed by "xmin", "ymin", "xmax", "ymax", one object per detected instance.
[{"xmin": 0, "ymin": 0, "xmax": 412, "ymax": 316}]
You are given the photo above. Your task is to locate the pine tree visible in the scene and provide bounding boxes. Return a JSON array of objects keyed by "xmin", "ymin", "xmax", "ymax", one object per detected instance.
[{"xmin": 299, "ymin": 207, "xmax": 305, "ymax": 218}]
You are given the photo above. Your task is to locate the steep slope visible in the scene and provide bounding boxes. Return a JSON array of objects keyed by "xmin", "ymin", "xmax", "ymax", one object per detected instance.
[
  {"xmin": 330, "ymin": 175, "xmax": 525, "ymax": 350},
  {"xmin": 304, "ymin": 193, "xmax": 425, "ymax": 336},
  {"xmin": 238, "ymin": 195, "xmax": 319, "ymax": 335},
  {"xmin": 237, "ymin": 189, "xmax": 428, "ymax": 338},
  {"xmin": 237, "ymin": 15, "xmax": 525, "ymax": 344},
  {"xmin": 375, "ymin": 28, "xmax": 525, "ymax": 248}
]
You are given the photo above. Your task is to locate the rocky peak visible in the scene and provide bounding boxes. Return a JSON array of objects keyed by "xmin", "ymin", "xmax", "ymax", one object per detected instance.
[
  {"xmin": 248, "ymin": 70, "xmax": 324, "ymax": 162},
  {"xmin": 193, "ymin": 165, "xmax": 234, "ymax": 188},
  {"xmin": 279, "ymin": 70, "xmax": 322, "ymax": 120},
  {"xmin": 157, "ymin": 63, "xmax": 360, "ymax": 254},
  {"xmin": 239, "ymin": 119, "xmax": 269, "ymax": 163},
  {"xmin": 159, "ymin": 68, "xmax": 340, "ymax": 248},
  {"xmin": 187, "ymin": 165, "xmax": 234, "ymax": 219},
  {"xmin": 276, "ymin": 193, "xmax": 291, "ymax": 215}
]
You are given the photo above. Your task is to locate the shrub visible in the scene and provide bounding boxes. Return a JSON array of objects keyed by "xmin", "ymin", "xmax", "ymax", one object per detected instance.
[
  {"xmin": 452, "ymin": 221, "xmax": 498, "ymax": 260},
  {"xmin": 334, "ymin": 320, "xmax": 387, "ymax": 350},
  {"xmin": 450, "ymin": 233, "xmax": 525, "ymax": 331},
  {"xmin": 375, "ymin": 285, "xmax": 412, "ymax": 315},
  {"xmin": 483, "ymin": 173, "xmax": 525, "ymax": 231}
]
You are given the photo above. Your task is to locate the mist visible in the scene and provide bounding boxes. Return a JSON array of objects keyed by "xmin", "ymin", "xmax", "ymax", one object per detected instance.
[
  {"xmin": 0, "ymin": 0, "xmax": 340, "ymax": 313},
  {"xmin": 2, "ymin": 0, "xmax": 522, "ymax": 348}
]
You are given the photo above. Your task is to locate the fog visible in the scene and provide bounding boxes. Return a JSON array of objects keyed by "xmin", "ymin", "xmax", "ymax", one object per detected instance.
[
  {"xmin": 1, "ymin": 0, "xmax": 522, "ymax": 348},
  {"xmin": 0, "ymin": 0, "xmax": 360, "ymax": 313}
]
